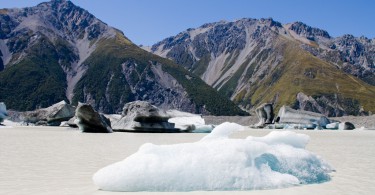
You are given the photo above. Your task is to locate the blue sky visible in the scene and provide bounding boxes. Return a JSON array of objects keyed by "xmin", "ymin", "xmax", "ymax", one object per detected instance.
[{"xmin": 1, "ymin": 0, "xmax": 374, "ymax": 45}]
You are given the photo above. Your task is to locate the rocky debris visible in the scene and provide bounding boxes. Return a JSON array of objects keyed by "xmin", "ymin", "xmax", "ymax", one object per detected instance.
[
  {"xmin": 273, "ymin": 106, "xmax": 331, "ymax": 129},
  {"xmin": 14, "ymin": 101, "xmax": 75, "ymax": 126},
  {"xmin": 0, "ymin": 102, "xmax": 8, "ymax": 124},
  {"xmin": 75, "ymin": 103, "xmax": 112, "ymax": 133},
  {"xmin": 111, "ymin": 101, "xmax": 180, "ymax": 132},
  {"xmin": 253, "ymin": 103, "xmax": 274, "ymax": 128}
]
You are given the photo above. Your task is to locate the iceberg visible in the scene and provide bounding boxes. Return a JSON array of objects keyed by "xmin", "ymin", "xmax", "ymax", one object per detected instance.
[
  {"xmin": 167, "ymin": 109, "xmax": 214, "ymax": 133},
  {"xmin": 93, "ymin": 122, "xmax": 333, "ymax": 192},
  {"xmin": 0, "ymin": 102, "xmax": 8, "ymax": 123}
]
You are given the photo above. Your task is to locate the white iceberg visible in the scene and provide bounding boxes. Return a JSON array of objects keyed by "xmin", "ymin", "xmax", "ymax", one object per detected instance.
[
  {"xmin": 167, "ymin": 109, "xmax": 214, "ymax": 132},
  {"xmin": 93, "ymin": 122, "xmax": 333, "ymax": 192}
]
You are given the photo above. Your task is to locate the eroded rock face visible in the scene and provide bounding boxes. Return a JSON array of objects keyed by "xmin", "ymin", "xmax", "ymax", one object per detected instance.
[
  {"xmin": 151, "ymin": 18, "xmax": 375, "ymax": 116},
  {"xmin": 0, "ymin": 102, "xmax": 8, "ymax": 123},
  {"xmin": 276, "ymin": 106, "xmax": 330, "ymax": 129},
  {"xmin": 75, "ymin": 103, "xmax": 112, "ymax": 133},
  {"xmin": 294, "ymin": 92, "xmax": 365, "ymax": 117},
  {"xmin": 111, "ymin": 101, "xmax": 179, "ymax": 132}
]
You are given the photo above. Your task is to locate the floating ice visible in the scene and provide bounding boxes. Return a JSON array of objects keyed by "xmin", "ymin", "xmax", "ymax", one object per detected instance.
[
  {"xmin": 167, "ymin": 110, "xmax": 214, "ymax": 132},
  {"xmin": 93, "ymin": 122, "xmax": 333, "ymax": 192},
  {"xmin": 0, "ymin": 102, "xmax": 8, "ymax": 123}
]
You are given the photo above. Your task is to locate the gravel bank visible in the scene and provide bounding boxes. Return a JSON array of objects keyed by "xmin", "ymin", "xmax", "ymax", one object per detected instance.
[{"xmin": 203, "ymin": 116, "xmax": 258, "ymax": 126}]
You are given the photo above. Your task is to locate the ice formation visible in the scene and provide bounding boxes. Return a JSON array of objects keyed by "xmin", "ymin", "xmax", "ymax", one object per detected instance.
[
  {"xmin": 0, "ymin": 102, "xmax": 8, "ymax": 123},
  {"xmin": 93, "ymin": 122, "xmax": 333, "ymax": 192}
]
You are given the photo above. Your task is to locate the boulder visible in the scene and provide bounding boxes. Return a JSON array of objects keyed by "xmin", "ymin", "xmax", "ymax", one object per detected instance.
[
  {"xmin": 20, "ymin": 101, "xmax": 75, "ymax": 126},
  {"xmin": 253, "ymin": 103, "xmax": 274, "ymax": 128},
  {"xmin": 339, "ymin": 122, "xmax": 355, "ymax": 130},
  {"xmin": 276, "ymin": 106, "xmax": 330, "ymax": 129},
  {"xmin": 75, "ymin": 103, "xmax": 113, "ymax": 133},
  {"xmin": 0, "ymin": 102, "xmax": 8, "ymax": 123},
  {"xmin": 111, "ymin": 101, "xmax": 179, "ymax": 132}
]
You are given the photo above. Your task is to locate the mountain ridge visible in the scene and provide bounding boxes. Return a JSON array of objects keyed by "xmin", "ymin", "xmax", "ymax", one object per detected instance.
[
  {"xmin": 0, "ymin": 0, "xmax": 246, "ymax": 116},
  {"xmin": 149, "ymin": 18, "xmax": 375, "ymax": 116}
]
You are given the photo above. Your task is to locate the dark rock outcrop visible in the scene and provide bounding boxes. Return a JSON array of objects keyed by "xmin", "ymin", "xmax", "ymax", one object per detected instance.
[
  {"xmin": 288, "ymin": 21, "xmax": 331, "ymax": 39},
  {"xmin": 75, "ymin": 103, "xmax": 112, "ymax": 133},
  {"xmin": 111, "ymin": 101, "xmax": 180, "ymax": 132},
  {"xmin": 295, "ymin": 91, "xmax": 368, "ymax": 118}
]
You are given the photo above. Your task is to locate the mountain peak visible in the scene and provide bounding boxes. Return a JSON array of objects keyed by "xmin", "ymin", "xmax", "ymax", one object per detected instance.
[
  {"xmin": 41, "ymin": 0, "xmax": 70, "ymax": 6},
  {"xmin": 288, "ymin": 21, "xmax": 331, "ymax": 39},
  {"xmin": 36, "ymin": 0, "xmax": 72, "ymax": 10},
  {"xmin": 0, "ymin": 1, "xmax": 245, "ymax": 115},
  {"xmin": 150, "ymin": 17, "xmax": 375, "ymax": 116}
]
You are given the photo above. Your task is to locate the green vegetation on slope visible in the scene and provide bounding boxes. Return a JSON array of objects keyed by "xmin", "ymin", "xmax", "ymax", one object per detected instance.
[
  {"xmin": 73, "ymin": 32, "xmax": 247, "ymax": 115},
  {"xmin": 192, "ymin": 54, "xmax": 210, "ymax": 77},
  {"xmin": 0, "ymin": 36, "xmax": 68, "ymax": 111},
  {"xmin": 249, "ymin": 37, "xmax": 375, "ymax": 114},
  {"xmin": 72, "ymin": 33, "xmax": 135, "ymax": 113},
  {"xmin": 218, "ymin": 57, "xmax": 249, "ymax": 98},
  {"xmin": 158, "ymin": 57, "xmax": 248, "ymax": 116}
]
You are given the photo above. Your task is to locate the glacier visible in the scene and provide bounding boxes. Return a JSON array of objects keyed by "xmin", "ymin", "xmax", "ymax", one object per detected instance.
[{"xmin": 93, "ymin": 122, "xmax": 333, "ymax": 192}]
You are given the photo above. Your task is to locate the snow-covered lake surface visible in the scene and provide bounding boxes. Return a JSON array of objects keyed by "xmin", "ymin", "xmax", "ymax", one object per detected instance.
[{"xmin": 1, "ymin": 125, "xmax": 375, "ymax": 194}]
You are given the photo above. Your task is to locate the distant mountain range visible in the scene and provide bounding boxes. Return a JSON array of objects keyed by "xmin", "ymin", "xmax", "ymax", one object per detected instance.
[
  {"xmin": 148, "ymin": 18, "xmax": 375, "ymax": 116},
  {"xmin": 0, "ymin": 0, "xmax": 245, "ymax": 115},
  {"xmin": 1, "ymin": 0, "xmax": 374, "ymax": 116}
]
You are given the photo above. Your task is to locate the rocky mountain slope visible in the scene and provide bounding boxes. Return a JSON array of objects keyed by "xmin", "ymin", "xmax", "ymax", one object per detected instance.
[
  {"xmin": 149, "ymin": 18, "xmax": 375, "ymax": 116},
  {"xmin": 0, "ymin": 0, "xmax": 245, "ymax": 115}
]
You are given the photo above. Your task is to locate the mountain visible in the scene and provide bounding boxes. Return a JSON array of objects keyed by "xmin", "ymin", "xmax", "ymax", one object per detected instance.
[
  {"xmin": 149, "ymin": 18, "xmax": 375, "ymax": 116},
  {"xmin": 0, "ymin": 0, "xmax": 245, "ymax": 115}
]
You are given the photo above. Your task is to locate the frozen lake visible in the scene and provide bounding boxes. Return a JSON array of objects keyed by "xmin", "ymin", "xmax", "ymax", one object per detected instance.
[{"xmin": 1, "ymin": 126, "xmax": 375, "ymax": 194}]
